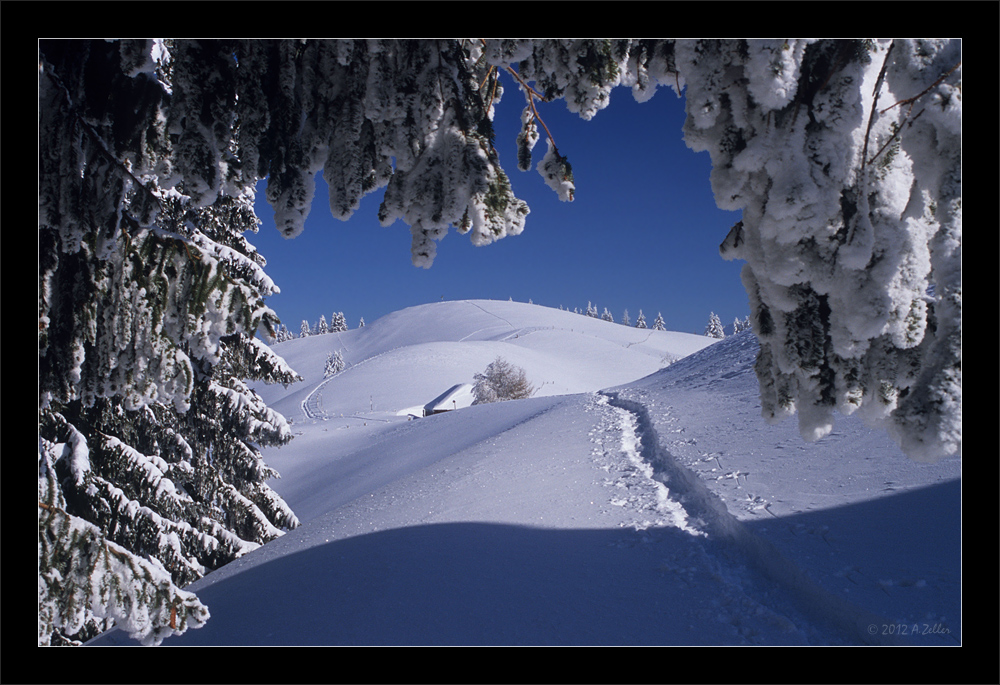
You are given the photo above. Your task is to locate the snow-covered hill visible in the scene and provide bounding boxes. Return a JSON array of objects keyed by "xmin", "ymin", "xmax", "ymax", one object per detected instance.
[
  {"xmin": 256, "ymin": 299, "xmax": 714, "ymax": 423},
  {"xmin": 88, "ymin": 300, "xmax": 960, "ymax": 646}
]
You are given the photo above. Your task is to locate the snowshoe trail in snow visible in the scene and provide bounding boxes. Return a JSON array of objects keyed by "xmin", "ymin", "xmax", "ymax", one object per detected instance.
[
  {"xmin": 590, "ymin": 391, "xmax": 909, "ymax": 645},
  {"xmin": 588, "ymin": 394, "xmax": 704, "ymax": 537}
]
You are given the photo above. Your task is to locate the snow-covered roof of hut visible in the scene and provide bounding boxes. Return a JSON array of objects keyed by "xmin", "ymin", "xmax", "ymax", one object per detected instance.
[{"xmin": 424, "ymin": 383, "xmax": 475, "ymax": 415}]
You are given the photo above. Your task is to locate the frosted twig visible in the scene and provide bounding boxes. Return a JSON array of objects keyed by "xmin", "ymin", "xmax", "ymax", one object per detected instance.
[
  {"xmin": 503, "ymin": 65, "xmax": 560, "ymax": 154},
  {"xmin": 478, "ymin": 64, "xmax": 496, "ymax": 93},
  {"xmin": 860, "ymin": 41, "xmax": 895, "ymax": 171},
  {"xmin": 866, "ymin": 109, "xmax": 925, "ymax": 169},
  {"xmin": 470, "ymin": 43, "xmax": 561, "ymax": 156},
  {"xmin": 152, "ymin": 226, "xmax": 203, "ymax": 262},
  {"xmin": 879, "ymin": 60, "xmax": 961, "ymax": 115},
  {"xmin": 39, "ymin": 501, "xmax": 133, "ymax": 561},
  {"xmin": 865, "ymin": 57, "xmax": 960, "ymax": 169}
]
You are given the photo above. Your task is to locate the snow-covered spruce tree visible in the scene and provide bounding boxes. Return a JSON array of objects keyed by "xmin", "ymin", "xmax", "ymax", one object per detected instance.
[
  {"xmin": 652, "ymin": 312, "xmax": 667, "ymax": 331},
  {"xmin": 705, "ymin": 312, "xmax": 726, "ymax": 339},
  {"xmin": 324, "ymin": 350, "xmax": 346, "ymax": 378},
  {"xmin": 622, "ymin": 309, "xmax": 630, "ymax": 327},
  {"xmin": 39, "ymin": 192, "xmax": 302, "ymax": 644},
  {"xmin": 331, "ymin": 311, "xmax": 349, "ymax": 333},
  {"xmin": 635, "ymin": 310, "xmax": 647, "ymax": 329},
  {"xmin": 317, "ymin": 315, "xmax": 329, "ymax": 335},
  {"xmin": 472, "ymin": 357, "xmax": 535, "ymax": 404},
  {"xmin": 601, "ymin": 307, "xmax": 614, "ymax": 323},
  {"xmin": 39, "ymin": 40, "xmax": 302, "ymax": 646},
  {"xmin": 688, "ymin": 39, "xmax": 961, "ymax": 458}
]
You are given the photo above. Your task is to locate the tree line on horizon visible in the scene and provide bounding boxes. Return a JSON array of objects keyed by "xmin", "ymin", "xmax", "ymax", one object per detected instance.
[{"xmin": 271, "ymin": 311, "xmax": 365, "ymax": 342}]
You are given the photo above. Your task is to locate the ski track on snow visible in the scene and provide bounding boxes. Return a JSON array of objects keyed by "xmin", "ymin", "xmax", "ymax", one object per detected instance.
[
  {"xmin": 300, "ymin": 344, "xmax": 412, "ymax": 421},
  {"xmin": 464, "ymin": 300, "xmax": 516, "ymax": 330}
]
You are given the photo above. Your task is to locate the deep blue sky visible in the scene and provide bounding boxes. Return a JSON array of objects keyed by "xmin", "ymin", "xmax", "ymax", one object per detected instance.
[{"xmin": 247, "ymin": 81, "xmax": 747, "ymax": 336}]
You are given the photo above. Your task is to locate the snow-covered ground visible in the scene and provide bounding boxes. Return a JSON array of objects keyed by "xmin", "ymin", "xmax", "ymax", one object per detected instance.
[{"xmin": 88, "ymin": 300, "xmax": 961, "ymax": 646}]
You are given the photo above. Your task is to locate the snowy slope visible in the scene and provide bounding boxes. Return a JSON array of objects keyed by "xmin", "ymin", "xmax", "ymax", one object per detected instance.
[
  {"xmin": 603, "ymin": 333, "xmax": 961, "ymax": 644},
  {"xmin": 256, "ymin": 299, "xmax": 713, "ymax": 422},
  {"xmin": 88, "ymin": 301, "xmax": 960, "ymax": 647}
]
